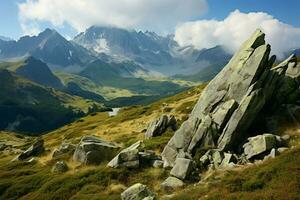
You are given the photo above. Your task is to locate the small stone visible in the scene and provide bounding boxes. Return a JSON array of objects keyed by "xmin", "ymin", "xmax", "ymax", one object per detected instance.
[
  {"xmin": 52, "ymin": 161, "xmax": 68, "ymax": 173},
  {"xmin": 161, "ymin": 177, "xmax": 184, "ymax": 191},
  {"xmin": 264, "ymin": 148, "xmax": 278, "ymax": 160},
  {"xmin": 277, "ymin": 147, "xmax": 289, "ymax": 154},
  {"xmin": 121, "ymin": 183, "xmax": 155, "ymax": 200},
  {"xmin": 26, "ymin": 158, "xmax": 36, "ymax": 164},
  {"xmin": 153, "ymin": 160, "xmax": 164, "ymax": 168}
]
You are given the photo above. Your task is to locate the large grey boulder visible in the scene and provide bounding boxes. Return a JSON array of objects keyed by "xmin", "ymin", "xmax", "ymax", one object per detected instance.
[
  {"xmin": 121, "ymin": 183, "xmax": 155, "ymax": 200},
  {"xmin": 52, "ymin": 142, "xmax": 76, "ymax": 158},
  {"xmin": 73, "ymin": 136, "xmax": 119, "ymax": 165},
  {"xmin": 108, "ymin": 141, "xmax": 143, "ymax": 168},
  {"xmin": 16, "ymin": 138, "xmax": 45, "ymax": 160},
  {"xmin": 161, "ymin": 29, "xmax": 300, "ymax": 169},
  {"xmin": 145, "ymin": 115, "xmax": 177, "ymax": 138},
  {"xmin": 243, "ymin": 133, "xmax": 281, "ymax": 159}
]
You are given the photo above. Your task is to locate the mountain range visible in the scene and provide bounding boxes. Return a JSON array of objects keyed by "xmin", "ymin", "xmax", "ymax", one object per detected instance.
[
  {"xmin": 1, "ymin": 26, "xmax": 299, "ymax": 134},
  {"xmin": 0, "ymin": 26, "xmax": 234, "ymax": 78}
]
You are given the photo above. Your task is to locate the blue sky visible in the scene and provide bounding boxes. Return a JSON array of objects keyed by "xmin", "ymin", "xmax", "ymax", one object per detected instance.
[{"xmin": 0, "ymin": 0, "xmax": 299, "ymax": 40}]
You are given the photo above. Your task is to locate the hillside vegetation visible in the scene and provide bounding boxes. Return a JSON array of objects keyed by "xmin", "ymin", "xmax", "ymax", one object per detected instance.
[{"xmin": 0, "ymin": 83, "xmax": 300, "ymax": 200}]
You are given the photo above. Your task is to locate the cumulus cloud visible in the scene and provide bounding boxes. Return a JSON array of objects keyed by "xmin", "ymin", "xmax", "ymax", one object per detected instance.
[
  {"xmin": 18, "ymin": 0, "xmax": 207, "ymax": 35},
  {"xmin": 175, "ymin": 10, "xmax": 300, "ymax": 58}
]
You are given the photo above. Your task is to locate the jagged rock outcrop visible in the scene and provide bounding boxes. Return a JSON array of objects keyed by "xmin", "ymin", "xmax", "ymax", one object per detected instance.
[
  {"xmin": 108, "ymin": 141, "xmax": 162, "ymax": 168},
  {"xmin": 145, "ymin": 115, "xmax": 177, "ymax": 138},
  {"xmin": 15, "ymin": 138, "xmax": 45, "ymax": 161},
  {"xmin": 199, "ymin": 150, "xmax": 238, "ymax": 169},
  {"xmin": 161, "ymin": 29, "xmax": 300, "ymax": 170},
  {"xmin": 108, "ymin": 141, "xmax": 142, "ymax": 168},
  {"xmin": 73, "ymin": 135, "xmax": 119, "ymax": 165},
  {"xmin": 121, "ymin": 183, "xmax": 155, "ymax": 200}
]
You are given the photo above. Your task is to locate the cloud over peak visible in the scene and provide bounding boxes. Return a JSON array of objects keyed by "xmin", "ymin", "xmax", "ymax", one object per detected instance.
[
  {"xmin": 175, "ymin": 10, "xmax": 300, "ymax": 58},
  {"xmin": 18, "ymin": 0, "xmax": 208, "ymax": 35}
]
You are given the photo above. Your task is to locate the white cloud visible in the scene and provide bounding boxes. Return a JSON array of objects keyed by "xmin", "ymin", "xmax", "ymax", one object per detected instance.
[
  {"xmin": 175, "ymin": 10, "xmax": 300, "ymax": 58},
  {"xmin": 18, "ymin": 0, "xmax": 207, "ymax": 35}
]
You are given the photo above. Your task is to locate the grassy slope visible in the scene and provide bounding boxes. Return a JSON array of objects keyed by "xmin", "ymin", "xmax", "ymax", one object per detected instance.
[
  {"xmin": 0, "ymin": 84, "xmax": 205, "ymax": 200},
  {"xmin": 1, "ymin": 83, "xmax": 300, "ymax": 200}
]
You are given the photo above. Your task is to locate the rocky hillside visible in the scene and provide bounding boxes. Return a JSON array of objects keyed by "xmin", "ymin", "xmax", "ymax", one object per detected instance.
[{"xmin": 0, "ymin": 30, "xmax": 300, "ymax": 200}]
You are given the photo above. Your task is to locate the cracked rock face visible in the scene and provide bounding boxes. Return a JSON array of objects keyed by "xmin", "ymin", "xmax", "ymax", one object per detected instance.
[{"xmin": 161, "ymin": 29, "xmax": 300, "ymax": 169}]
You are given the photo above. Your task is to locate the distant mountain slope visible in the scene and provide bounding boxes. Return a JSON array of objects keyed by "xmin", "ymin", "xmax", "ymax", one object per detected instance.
[
  {"xmin": 195, "ymin": 45, "xmax": 232, "ymax": 64},
  {"xmin": 174, "ymin": 46, "xmax": 232, "ymax": 82},
  {"xmin": 0, "ymin": 56, "xmax": 63, "ymax": 89},
  {"xmin": 80, "ymin": 59, "xmax": 188, "ymax": 96},
  {"xmin": 0, "ymin": 69, "xmax": 107, "ymax": 134},
  {"xmin": 73, "ymin": 26, "xmax": 176, "ymax": 66},
  {"xmin": 0, "ymin": 29, "xmax": 94, "ymax": 68}
]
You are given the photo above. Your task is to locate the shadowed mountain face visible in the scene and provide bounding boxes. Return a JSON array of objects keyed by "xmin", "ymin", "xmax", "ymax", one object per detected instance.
[
  {"xmin": 0, "ymin": 69, "xmax": 107, "ymax": 134},
  {"xmin": 14, "ymin": 57, "xmax": 64, "ymax": 89},
  {"xmin": 0, "ymin": 29, "xmax": 93, "ymax": 67}
]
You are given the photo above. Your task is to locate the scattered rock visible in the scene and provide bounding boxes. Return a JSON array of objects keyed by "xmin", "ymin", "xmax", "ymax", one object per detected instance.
[
  {"xmin": 152, "ymin": 160, "xmax": 164, "ymax": 168},
  {"xmin": 16, "ymin": 138, "xmax": 45, "ymax": 161},
  {"xmin": 53, "ymin": 142, "xmax": 76, "ymax": 158},
  {"xmin": 145, "ymin": 115, "xmax": 177, "ymax": 138},
  {"xmin": 243, "ymin": 134, "xmax": 279, "ymax": 159},
  {"xmin": 73, "ymin": 135, "xmax": 119, "ymax": 165},
  {"xmin": 199, "ymin": 150, "xmax": 238, "ymax": 169},
  {"xmin": 108, "ymin": 141, "xmax": 142, "ymax": 168},
  {"xmin": 52, "ymin": 161, "xmax": 68, "ymax": 173},
  {"xmin": 121, "ymin": 183, "xmax": 155, "ymax": 200},
  {"xmin": 220, "ymin": 153, "xmax": 238, "ymax": 168},
  {"xmin": 161, "ymin": 176, "xmax": 184, "ymax": 191},
  {"xmin": 170, "ymin": 158, "xmax": 193, "ymax": 180}
]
